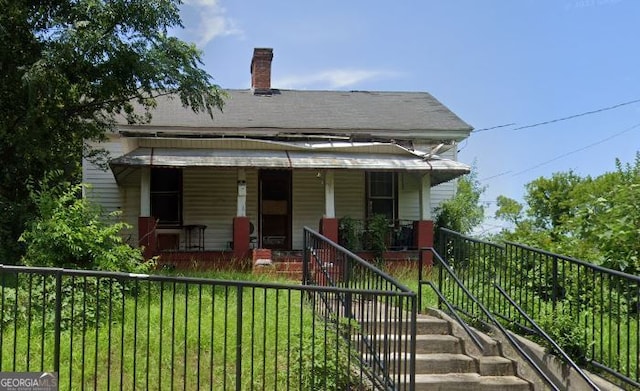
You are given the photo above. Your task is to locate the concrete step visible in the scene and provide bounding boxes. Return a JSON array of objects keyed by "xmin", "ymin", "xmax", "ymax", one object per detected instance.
[
  {"xmin": 477, "ymin": 355, "xmax": 516, "ymax": 376},
  {"xmin": 356, "ymin": 334, "xmax": 462, "ymax": 354},
  {"xmin": 418, "ymin": 334, "xmax": 462, "ymax": 354},
  {"xmin": 478, "ymin": 375, "xmax": 532, "ymax": 391},
  {"xmin": 413, "ymin": 373, "xmax": 531, "ymax": 391},
  {"xmin": 414, "ymin": 353, "xmax": 477, "ymax": 374},
  {"xmin": 361, "ymin": 315, "xmax": 451, "ymax": 335},
  {"xmin": 415, "ymin": 315, "xmax": 451, "ymax": 335}
]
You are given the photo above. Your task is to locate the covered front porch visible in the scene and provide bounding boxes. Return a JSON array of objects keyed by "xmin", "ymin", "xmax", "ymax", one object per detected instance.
[{"xmin": 109, "ymin": 140, "xmax": 469, "ymax": 267}]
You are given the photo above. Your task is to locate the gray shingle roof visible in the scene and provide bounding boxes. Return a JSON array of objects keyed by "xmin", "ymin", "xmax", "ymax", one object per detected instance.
[{"xmin": 120, "ymin": 89, "xmax": 472, "ymax": 142}]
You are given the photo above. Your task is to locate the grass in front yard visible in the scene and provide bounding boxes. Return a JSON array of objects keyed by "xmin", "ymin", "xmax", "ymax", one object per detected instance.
[{"xmin": 1, "ymin": 270, "xmax": 359, "ymax": 390}]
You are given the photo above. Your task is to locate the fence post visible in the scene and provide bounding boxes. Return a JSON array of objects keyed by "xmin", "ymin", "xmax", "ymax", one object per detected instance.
[
  {"xmin": 552, "ymin": 255, "xmax": 559, "ymax": 311},
  {"xmin": 53, "ymin": 269, "xmax": 63, "ymax": 373},
  {"xmin": 344, "ymin": 256, "xmax": 352, "ymax": 318},
  {"xmin": 235, "ymin": 286, "xmax": 243, "ymax": 391},
  {"xmin": 302, "ymin": 230, "xmax": 309, "ymax": 285}
]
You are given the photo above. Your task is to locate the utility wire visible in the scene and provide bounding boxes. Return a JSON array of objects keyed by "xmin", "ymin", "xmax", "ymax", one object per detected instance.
[
  {"xmin": 513, "ymin": 98, "xmax": 640, "ymax": 131},
  {"xmin": 480, "ymin": 170, "xmax": 512, "ymax": 182},
  {"xmin": 472, "ymin": 123, "xmax": 516, "ymax": 133},
  {"xmin": 511, "ymin": 121, "xmax": 640, "ymax": 176},
  {"xmin": 471, "ymin": 98, "xmax": 640, "ymax": 134}
]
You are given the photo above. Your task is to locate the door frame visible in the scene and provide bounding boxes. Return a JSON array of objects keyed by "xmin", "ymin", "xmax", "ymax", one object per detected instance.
[{"xmin": 258, "ymin": 169, "xmax": 292, "ymax": 250}]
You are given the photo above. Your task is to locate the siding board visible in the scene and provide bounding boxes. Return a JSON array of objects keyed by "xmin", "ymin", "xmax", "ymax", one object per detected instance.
[{"xmin": 291, "ymin": 170, "xmax": 324, "ymax": 249}]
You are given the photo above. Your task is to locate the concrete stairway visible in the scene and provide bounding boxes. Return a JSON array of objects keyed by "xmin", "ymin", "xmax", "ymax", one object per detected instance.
[{"xmin": 364, "ymin": 314, "xmax": 533, "ymax": 391}]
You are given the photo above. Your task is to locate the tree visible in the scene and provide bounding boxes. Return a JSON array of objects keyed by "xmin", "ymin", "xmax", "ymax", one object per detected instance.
[
  {"xmin": 523, "ymin": 171, "xmax": 583, "ymax": 234},
  {"xmin": 0, "ymin": 0, "xmax": 225, "ymax": 262},
  {"xmin": 495, "ymin": 153, "xmax": 640, "ymax": 273},
  {"xmin": 434, "ymin": 170, "xmax": 485, "ymax": 234},
  {"xmin": 20, "ymin": 175, "xmax": 152, "ymax": 272}
]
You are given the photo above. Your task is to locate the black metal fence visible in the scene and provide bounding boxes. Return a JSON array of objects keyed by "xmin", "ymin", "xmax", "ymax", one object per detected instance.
[
  {"xmin": 435, "ymin": 228, "xmax": 640, "ymax": 389},
  {"xmin": 303, "ymin": 227, "xmax": 417, "ymax": 390},
  {"xmin": 0, "ymin": 246, "xmax": 416, "ymax": 391}
]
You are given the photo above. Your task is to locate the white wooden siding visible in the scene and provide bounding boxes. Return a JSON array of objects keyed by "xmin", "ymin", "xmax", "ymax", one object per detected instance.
[
  {"xmin": 398, "ymin": 172, "xmax": 420, "ymax": 220},
  {"xmin": 121, "ymin": 181, "xmax": 140, "ymax": 243},
  {"xmin": 82, "ymin": 136, "xmax": 123, "ymax": 213},
  {"xmin": 291, "ymin": 170, "xmax": 324, "ymax": 249},
  {"xmin": 182, "ymin": 168, "xmax": 237, "ymax": 250},
  {"xmin": 430, "ymin": 148, "xmax": 459, "ymax": 212},
  {"xmin": 334, "ymin": 170, "xmax": 365, "ymax": 219}
]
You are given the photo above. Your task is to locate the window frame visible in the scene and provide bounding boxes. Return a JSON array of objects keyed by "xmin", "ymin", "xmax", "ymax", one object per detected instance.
[
  {"xmin": 365, "ymin": 171, "xmax": 398, "ymax": 221},
  {"xmin": 150, "ymin": 167, "xmax": 183, "ymax": 227}
]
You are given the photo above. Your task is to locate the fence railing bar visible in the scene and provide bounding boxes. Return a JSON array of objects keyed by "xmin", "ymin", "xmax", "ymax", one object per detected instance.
[
  {"xmin": 503, "ymin": 241, "xmax": 640, "ymax": 282},
  {"xmin": 494, "ymin": 283, "xmax": 601, "ymax": 390},
  {"xmin": 589, "ymin": 360, "xmax": 640, "ymax": 390},
  {"xmin": 427, "ymin": 247, "xmax": 562, "ymax": 391}
]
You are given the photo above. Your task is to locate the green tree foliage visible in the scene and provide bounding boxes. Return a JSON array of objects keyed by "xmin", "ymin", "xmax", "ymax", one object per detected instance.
[
  {"xmin": 495, "ymin": 153, "xmax": 640, "ymax": 273},
  {"xmin": 0, "ymin": 0, "xmax": 225, "ymax": 262},
  {"xmin": 435, "ymin": 171, "xmax": 486, "ymax": 234},
  {"xmin": 20, "ymin": 174, "xmax": 152, "ymax": 272}
]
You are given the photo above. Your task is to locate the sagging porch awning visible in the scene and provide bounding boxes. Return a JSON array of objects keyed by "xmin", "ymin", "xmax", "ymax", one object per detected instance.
[{"xmin": 109, "ymin": 147, "xmax": 470, "ymax": 186}]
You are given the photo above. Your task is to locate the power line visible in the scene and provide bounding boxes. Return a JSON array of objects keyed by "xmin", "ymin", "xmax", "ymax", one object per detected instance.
[
  {"xmin": 471, "ymin": 97, "xmax": 640, "ymax": 134},
  {"xmin": 513, "ymin": 98, "xmax": 640, "ymax": 131},
  {"xmin": 511, "ymin": 121, "xmax": 640, "ymax": 176},
  {"xmin": 479, "ymin": 170, "xmax": 512, "ymax": 182},
  {"xmin": 472, "ymin": 123, "xmax": 516, "ymax": 133}
]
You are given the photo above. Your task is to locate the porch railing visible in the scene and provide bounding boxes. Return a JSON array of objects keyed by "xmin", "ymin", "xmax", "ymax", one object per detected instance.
[
  {"xmin": 303, "ymin": 227, "xmax": 417, "ymax": 390},
  {"xmin": 337, "ymin": 217, "xmax": 416, "ymax": 251},
  {"xmin": 436, "ymin": 228, "xmax": 640, "ymax": 389},
  {"xmin": 0, "ymin": 261, "xmax": 413, "ymax": 390}
]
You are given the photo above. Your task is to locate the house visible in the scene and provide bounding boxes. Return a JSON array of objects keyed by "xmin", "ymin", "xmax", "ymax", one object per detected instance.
[{"xmin": 82, "ymin": 48, "xmax": 472, "ymax": 268}]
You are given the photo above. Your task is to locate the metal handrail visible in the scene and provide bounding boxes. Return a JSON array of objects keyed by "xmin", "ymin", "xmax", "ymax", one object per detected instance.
[
  {"xmin": 495, "ymin": 283, "xmax": 601, "ymax": 390},
  {"xmin": 303, "ymin": 227, "xmax": 414, "ymax": 293},
  {"xmin": 303, "ymin": 227, "xmax": 416, "ymax": 391},
  {"xmin": 424, "ymin": 247, "xmax": 562, "ymax": 391},
  {"xmin": 504, "ymin": 241, "xmax": 640, "ymax": 282},
  {"xmin": 422, "ymin": 281, "xmax": 485, "ymax": 352}
]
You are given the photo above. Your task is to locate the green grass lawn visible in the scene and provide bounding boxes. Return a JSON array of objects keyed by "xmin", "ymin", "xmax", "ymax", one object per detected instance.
[{"xmin": 1, "ymin": 271, "xmax": 360, "ymax": 390}]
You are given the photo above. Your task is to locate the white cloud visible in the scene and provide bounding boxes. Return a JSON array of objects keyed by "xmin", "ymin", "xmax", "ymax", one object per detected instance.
[
  {"xmin": 274, "ymin": 69, "xmax": 399, "ymax": 89},
  {"xmin": 183, "ymin": 0, "xmax": 242, "ymax": 46}
]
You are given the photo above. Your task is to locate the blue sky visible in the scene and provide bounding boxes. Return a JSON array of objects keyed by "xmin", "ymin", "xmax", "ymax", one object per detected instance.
[{"xmin": 175, "ymin": 0, "xmax": 640, "ymax": 234}]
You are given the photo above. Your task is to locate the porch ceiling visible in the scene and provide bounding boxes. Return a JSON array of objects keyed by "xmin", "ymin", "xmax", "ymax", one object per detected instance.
[{"xmin": 109, "ymin": 147, "xmax": 470, "ymax": 186}]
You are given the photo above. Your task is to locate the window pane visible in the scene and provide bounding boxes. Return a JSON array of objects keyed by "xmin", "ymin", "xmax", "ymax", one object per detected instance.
[
  {"xmin": 370, "ymin": 199, "xmax": 394, "ymax": 220},
  {"xmin": 151, "ymin": 168, "xmax": 181, "ymax": 191},
  {"xmin": 150, "ymin": 168, "xmax": 182, "ymax": 225},
  {"xmin": 369, "ymin": 172, "xmax": 393, "ymax": 197},
  {"xmin": 151, "ymin": 193, "xmax": 181, "ymax": 225}
]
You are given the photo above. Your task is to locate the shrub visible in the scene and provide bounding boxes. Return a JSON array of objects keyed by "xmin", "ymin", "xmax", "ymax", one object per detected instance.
[
  {"xmin": 534, "ymin": 302, "xmax": 591, "ymax": 364},
  {"xmin": 19, "ymin": 177, "xmax": 152, "ymax": 273}
]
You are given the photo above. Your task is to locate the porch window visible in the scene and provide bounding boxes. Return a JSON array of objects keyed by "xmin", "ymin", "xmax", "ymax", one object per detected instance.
[
  {"xmin": 151, "ymin": 168, "xmax": 182, "ymax": 226},
  {"xmin": 366, "ymin": 172, "xmax": 397, "ymax": 220}
]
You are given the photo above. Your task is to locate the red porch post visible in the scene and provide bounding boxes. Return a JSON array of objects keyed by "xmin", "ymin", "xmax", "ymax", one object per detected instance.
[
  {"xmin": 138, "ymin": 216, "xmax": 157, "ymax": 259},
  {"xmin": 233, "ymin": 216, "xmax": 251, "ymax": 260},
  {"xmin": 319, "ymin": 217, "xmax": 339, "ymax": 243},
  {"xmin": 414, "ymin": 220, "xmax": 434, "ymax": 266}
]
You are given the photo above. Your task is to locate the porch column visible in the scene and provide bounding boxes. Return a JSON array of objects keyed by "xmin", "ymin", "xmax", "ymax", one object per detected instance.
[
  {"xmin": 320, "ymin": 170, "xmax": 338, "ymax": 242},
  {"xmin": 236, "ymin": 169, "xmax": 247, "ymax": 217},
  {"xmin": 140, "ymin": 167, "xmax": 151, "ymax": 216},
  {"xmin": 419, "ymin": 173, "xmax": 432, "ymax": 221},
  {"xmin": 415, "ymin": 173, "xmax": 434, "ymax": 264},
  {"xmin": 233, "ymin": 168, "xmax": 250, "ymax": 260},
  {"xmin": 138, "ymin": 167, "xmax": 156, "ymax": 258}
]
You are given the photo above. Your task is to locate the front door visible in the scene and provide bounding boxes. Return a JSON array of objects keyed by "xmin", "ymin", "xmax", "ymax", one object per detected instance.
[{"xmin": 259, "ymin": 170, "xmax": 292, "ymax": 250}]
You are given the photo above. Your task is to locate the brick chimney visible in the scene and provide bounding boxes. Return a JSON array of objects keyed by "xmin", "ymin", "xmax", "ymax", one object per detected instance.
[{"xmin": 251, "ymin": 48, "xmax": 273, "ymax": 95}]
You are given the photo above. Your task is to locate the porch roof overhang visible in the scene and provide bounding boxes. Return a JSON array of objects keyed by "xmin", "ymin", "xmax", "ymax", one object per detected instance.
[{"xmin": 109, "ymin": 147, "xmax": 470, "ymax": 186}]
